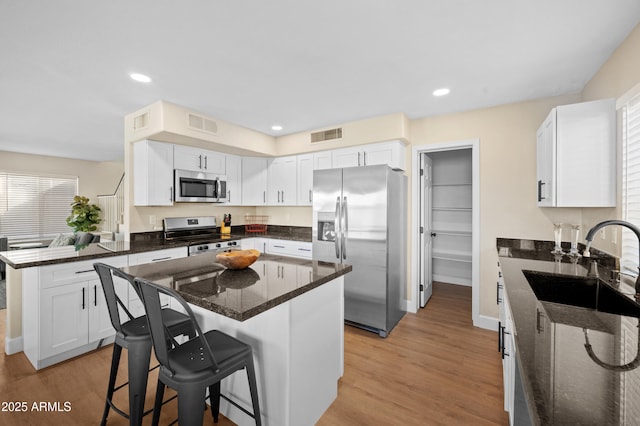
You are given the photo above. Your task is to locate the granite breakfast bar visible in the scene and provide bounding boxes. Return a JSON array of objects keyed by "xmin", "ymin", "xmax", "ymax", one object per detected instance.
[{"xmin": 120, "ymin": 252, "xmax": 352, "ymax": 426}]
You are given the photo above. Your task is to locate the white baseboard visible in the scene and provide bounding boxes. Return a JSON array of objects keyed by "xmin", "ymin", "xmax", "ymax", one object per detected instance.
[
  {"xmin": 475, "ymin": 314, "xmax": 499, "ymax": 331},
  {"xmin": 5, "ymin": 336, "xmax": 23, "ymax": 355}
]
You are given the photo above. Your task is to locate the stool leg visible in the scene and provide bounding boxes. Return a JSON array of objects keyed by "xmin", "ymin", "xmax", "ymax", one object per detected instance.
[
  {"xmin": 245, "ymin": 358, "xmax": 262, "ymax": 426},
  {"xmin": 127, "ymin": 340, "xmax": 152, "ymax": 426},
  {"xmin": 101, "ymin": 343, "xmax": 122, "ymax": 426},
  {"xmin": 151, "ymin": 380, "xmax": 165, "ymax": 426},
  {"xmin": 177, "ymin": 386, "xmax": 207, "ymax": 425},
  {"xmin": 209, "ymin": 382, "xmax": 221, "ymax": 423}
]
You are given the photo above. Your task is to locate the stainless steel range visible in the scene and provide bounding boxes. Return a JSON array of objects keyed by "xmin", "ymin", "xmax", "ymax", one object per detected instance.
[{"xmin": 163, "ymin": 216, "xmax": 239, "ymax": 255}]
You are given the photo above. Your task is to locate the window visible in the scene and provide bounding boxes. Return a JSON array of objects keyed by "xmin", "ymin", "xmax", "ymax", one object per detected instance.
[
  {"xmin": 621, "ymin": 88, "xmax": 640, "ymax": 274},
  {"xmin": 0, "ymin": 172, "xmax": 78, "ymax": 239}
]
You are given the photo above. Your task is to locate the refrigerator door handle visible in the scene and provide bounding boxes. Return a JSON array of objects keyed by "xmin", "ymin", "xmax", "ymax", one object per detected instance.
[
  {"xmin": 334, "ymin": 196, "xmax": 341, "ymax": 259},
  {"xmin": 341, "ymin": 196, "xmax": 348, "ymax": 259}
]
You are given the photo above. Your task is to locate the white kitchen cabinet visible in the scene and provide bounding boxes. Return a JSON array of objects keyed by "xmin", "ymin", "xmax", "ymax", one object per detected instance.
[
  {"xmin": 536, "ymin": 98, "xmax": 616, "ymax": 207},
  {"xmin": 224, "ymin": 153, "xmax": 242, "ymax": 205},
  {"xmin": 174, "ymin": 145, "xmax": 226, "ymax": 174},
  {"xmin": 133, "ymin": 140, "xmax": 174, "ymax": 206},
  {"xmin": 267, "ymin": 156, "xmax": 297, "ymax": 205},
  {"xmin": 128, "ymin": 247, "xmax": 187, "ymax": 317},
  {"xmin": 313, "ymin": 151, "xmax": 333, "ymax": 170},
  {"xmin": 297, "ymin": 154, "xmax": 314, "ymax": 206},
  {"xmin": 497, "ymin": 262, "xmax": 515, "ymax": 426},
  {"xmin": 331, "ymin": 140, "xmax": 405, "ymax": 170},
  {"xmin": 242, "ymin": 157, "xmax": 268, "ymax": 205},
  {"xmin": 23, "ymin": 255, "xmax": 128, "ymax": 369}
]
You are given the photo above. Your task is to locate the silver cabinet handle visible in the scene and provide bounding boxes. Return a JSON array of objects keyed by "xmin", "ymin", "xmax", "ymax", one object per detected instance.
[
  {"xmin": 204, "ymin": 155, "xmax": 208, "ymax": 170},
  {"xmin": 227, "ymin": 190, "xmax": 231, "ymax": 203},
  {"xmin": 309, "ymin": 189, "xmax": 312, "ymax": 203},
  {"xmin": 170, "ymin": 186, "xmax": 173, "ymax": 202},
  {"xmin": 363, "ymin": 152, "xmax": 367, "ymax": 166},
  {"xmin": 357, "ymin": 152, "xmax": 361, "ymax": 166},
  {"xmin": 152, "ymin": 256, "xmax": 171, "ymax": 262},
  {"xmin": 75, "ymin": 269, "xmax": 95, "ymax": 274},
  {"xmin": 199, "ymin": 154, "xmax": 203, "ymax": 169},
  {"xmin": 263, "ymin": 191, "xmax": 266, "ymax": 204}
]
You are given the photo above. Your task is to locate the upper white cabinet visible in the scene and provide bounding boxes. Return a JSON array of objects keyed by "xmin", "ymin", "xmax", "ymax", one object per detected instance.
[
  {"xmin": 133, "ymin": 140, "xmax": 174, "ymax": 206},
  {"xmin": 313, "ymin": 151, "xmax": 333, "ymax": 170},
  {"xmin": 536, "ymin": 99, "xmax": 616, "ymax": 207},
  {"xmin": 174, "ymin": 145, "xmax": 226, "ymax": 174},
  {"xmin": 225, "ymin": 154, "xmax": 242, "ymax": 205},
  {"xmin": 297, "ymin": 154, "xmax": 314, "ymax": 206},
  {"xmin": 242, "ymin": 157, "xmax": 268, "ymax": 205},
  {"xmin": 268, "ymin": 156, "xmax": 297, "ymax": 205},
  {"xmin": 331, "ymin": 140, "xmax": 405, "ymax": 170}
]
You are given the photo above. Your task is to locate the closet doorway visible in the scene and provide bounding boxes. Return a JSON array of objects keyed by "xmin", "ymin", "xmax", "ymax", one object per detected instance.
[{"xmin": 411, "ymin": 140, "xmax": 480, "ymax": 324}]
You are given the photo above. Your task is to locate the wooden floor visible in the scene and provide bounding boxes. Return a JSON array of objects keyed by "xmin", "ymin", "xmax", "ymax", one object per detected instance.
[{"xmin": 0, "ymin": 282, "xmax": 508, "ymax": 425}]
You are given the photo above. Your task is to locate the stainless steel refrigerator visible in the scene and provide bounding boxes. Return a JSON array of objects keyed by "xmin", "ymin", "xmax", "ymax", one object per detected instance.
[{"xmin": 312, "ymin": 164, "xmax": 407, "ymax": 337}]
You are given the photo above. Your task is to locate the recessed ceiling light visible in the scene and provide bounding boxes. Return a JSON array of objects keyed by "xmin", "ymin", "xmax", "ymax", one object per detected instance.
[
  {"xmin": 272, "ymin": 124, "xmax": 283, "ymax": 131},
  {"xmin": 433, "ymin": 88, "xmax": 450, "ymax": 97},
  {"xmin": 130, "ymin": 73, "xmax": 152, "ymax": 83}
]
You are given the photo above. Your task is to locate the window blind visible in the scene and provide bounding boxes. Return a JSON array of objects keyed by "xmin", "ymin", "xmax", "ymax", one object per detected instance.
[
  {"xmin": 621, "ymin": 92, "xmax": 640, "ymax": 273},
  {"xmin": 0, "ymin": 172, "xmax": 78, "ymax": 239}
]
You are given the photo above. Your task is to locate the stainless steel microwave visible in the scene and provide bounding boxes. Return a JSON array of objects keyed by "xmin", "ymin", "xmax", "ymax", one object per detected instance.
[{"xmin": 174, "ymin": 169, "xmax": 227, "ymax": 203}]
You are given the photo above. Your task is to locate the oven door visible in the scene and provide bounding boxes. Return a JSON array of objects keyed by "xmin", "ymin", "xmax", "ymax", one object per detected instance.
[{"xmin": 174, "ymin": 169, "xmax": 227, "ymax": 203}]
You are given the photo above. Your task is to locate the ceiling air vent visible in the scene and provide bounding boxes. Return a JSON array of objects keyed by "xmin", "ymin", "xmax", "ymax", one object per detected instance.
[
  {"xmin": 311, "ymin": 127, "xmax": 343, "ymax": 143},
  {"xmin": 132, "ymin": 111, "xmax": 149, "ymax": 131},
  {"xmin": 188, "ymin": 113, "xmax": 218, "ymax": 134}
]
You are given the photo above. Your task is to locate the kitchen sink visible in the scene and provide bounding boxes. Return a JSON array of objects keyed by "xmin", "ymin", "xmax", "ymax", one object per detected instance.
[{"xmin": 522, "ymin": 270, "xmax": 640, "ymax": 318}]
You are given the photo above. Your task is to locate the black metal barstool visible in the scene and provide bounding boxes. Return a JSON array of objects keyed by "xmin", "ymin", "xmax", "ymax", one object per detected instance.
[
  {"xmin": 94, "ymin": 262, "xmax": 194, "ymax": 426},
  {"xmin": 135, "ymin": 277, "xmax": 262, "ymax": 426}
]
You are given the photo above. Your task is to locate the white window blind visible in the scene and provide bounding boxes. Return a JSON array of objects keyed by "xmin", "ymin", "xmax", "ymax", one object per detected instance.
[
  {"xmin": 0, "ymin": 172, "xmax": 78, "ymax": 239},
  {"xmin": 621, "ymin": 92, "xmax": 640, "ymax": 274}
]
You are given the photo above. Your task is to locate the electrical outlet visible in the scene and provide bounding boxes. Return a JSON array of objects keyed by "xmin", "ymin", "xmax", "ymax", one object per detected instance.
[
  {"xmin": 600, "ymin": 228, "xmax": 606, "ymax": 240},
  {"xmin": 149, "ymin": 215, "xmax": 156, "ymax": 225}
]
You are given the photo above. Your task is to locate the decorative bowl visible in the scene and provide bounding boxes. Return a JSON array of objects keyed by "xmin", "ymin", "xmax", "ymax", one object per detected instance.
[{"xmin": 215, "ymin": 249, "xmax": 260, "ymax": 270}]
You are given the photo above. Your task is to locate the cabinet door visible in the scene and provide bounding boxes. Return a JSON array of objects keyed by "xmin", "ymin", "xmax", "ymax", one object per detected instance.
[
  {"xmin": 133, "ymin": 140, "xmax": 174, "ymax": 206},
  {"xmin": 297, "ymin": 154, "xmax": 313, "ymax": 205},
  {"xmin": 267, "ymin": 156, "xmax": 297, "ymax": 205},
  {"xmin": 40, "ymin": 282, "xmax": 89, "ymax": 358},
  {"xmin": 331, "ymin": 146, "xmax": 361, "ymax": 168},
  {"xmin": 242, "ymin": 157, "xmax": 268, "ymax": 205},
  {"xmin": 174, "ymin": 146, "xmax": 226, "ymax": 174},
  {"xmin": 536, "ymin": 111, "xmax": 556, "ymax": 207},
  {"xmin": 225, "ymin": 154, "xmax": 242, "ymax": 205},
  {"xmin": 88, "ymin": 277, "xmax": 121, "ymax": 341},
  {"xmin": 313, "ymin": 151, "xmax": 332, "ymax": 170},
  {"xmin": 364, "ymin": 141, "xmax": 404, "ymax": 170}
]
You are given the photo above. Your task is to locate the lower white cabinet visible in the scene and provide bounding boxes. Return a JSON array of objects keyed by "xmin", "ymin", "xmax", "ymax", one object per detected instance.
[{"xmin": 23, "ymin": 255, "xmax": 128, "ymax": 370}]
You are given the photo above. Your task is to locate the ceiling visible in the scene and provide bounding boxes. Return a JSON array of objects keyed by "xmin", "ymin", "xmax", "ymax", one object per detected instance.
[{"xmin": 1, "ymin": 1, "xmax": 640, "ymax": 162}]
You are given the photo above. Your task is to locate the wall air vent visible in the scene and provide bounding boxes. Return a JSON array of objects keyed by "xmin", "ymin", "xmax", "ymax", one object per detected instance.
[
  {"xmin": 188, "ymin": 113, "xmax": 218, "ymax": 134},
  {"xmin": 132, "ymin": 112, "xmax": 149, "ymax": 131},
  {"xmin": 311, "ymin": 128, "xmax": 343, "ymax": 143}
]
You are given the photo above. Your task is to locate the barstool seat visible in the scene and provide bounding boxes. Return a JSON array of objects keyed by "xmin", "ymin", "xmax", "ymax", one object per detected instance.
[{"xmin": 94, "ymin": 262, "xmax": 194, "ymax": 426}]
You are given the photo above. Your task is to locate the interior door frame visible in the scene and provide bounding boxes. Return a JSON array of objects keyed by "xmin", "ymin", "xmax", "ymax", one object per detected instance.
[{"xmin": 410, "ymin": 139, "xmax": 480, "ymax": 326}]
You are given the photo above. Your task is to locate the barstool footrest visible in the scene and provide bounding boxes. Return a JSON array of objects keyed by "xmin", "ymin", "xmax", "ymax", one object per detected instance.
[{"xmin": 220, "ymin": 393, "xmax": 257, "ymax": 420}]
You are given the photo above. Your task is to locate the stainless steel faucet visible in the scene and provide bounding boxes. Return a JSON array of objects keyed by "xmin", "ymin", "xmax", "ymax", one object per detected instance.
[{"xmin": 584, "ymin": 219, "xmax": 640, "ymax": 298}]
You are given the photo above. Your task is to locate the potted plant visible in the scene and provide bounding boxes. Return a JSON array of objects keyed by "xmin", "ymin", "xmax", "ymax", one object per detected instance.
[{"xmin": 66, "ymin": 195, "xmax": 102, "ymax": 233}]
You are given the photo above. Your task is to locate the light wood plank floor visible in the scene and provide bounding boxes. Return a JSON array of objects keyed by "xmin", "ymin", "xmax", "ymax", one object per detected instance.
[{"xmin": 0, "ymin": 282, "xmax": 508, "ymax": 425}]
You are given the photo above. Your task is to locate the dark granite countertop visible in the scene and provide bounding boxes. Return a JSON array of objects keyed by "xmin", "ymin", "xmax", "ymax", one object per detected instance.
[
  {"xmin": 498, "ymin": 238, "xmax": 640, "ymax": 425},
  {"xmin": 119, "ymin": 252, "xmax": 351, "ymax": 321},
  {"xmin": 0, "ymin": 226, "xmax": 312, "ymax": 269}
]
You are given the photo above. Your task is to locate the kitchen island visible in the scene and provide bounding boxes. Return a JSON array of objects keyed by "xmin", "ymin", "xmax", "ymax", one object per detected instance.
[
  {"xmin": 497, "ymin": 239, "xmax": 640, "ymax": 425},
  {"xmin": 122, "ymin": 252, "xmax": 350, "ymax": 426}
]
